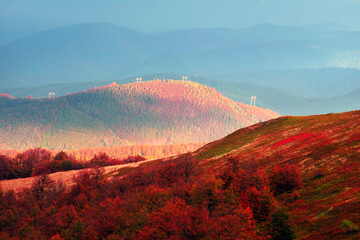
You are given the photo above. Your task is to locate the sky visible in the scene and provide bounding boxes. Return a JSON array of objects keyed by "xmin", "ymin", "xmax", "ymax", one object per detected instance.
[{"xmin": 1, "ymin": 0, "xmax": 360, "ymax": 44}]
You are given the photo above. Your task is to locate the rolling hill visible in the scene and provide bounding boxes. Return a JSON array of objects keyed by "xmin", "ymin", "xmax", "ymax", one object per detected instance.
[
  {"xmin": 0, "ymin": 80, "xmax": 279, "ymax": 150},
  {"xmin": 2, "ymin": 72, "xmax": 360, "ymax": 116},
  {"xmin": 211, "ymin": 68, "xmax": 360, "ymax": 99},
  {"xmin": 201, "ymin": 78, "xmax": 360, "ymax": 116},
  {"xmin": 192, "ymin": 110, "xmax": 360, "ymax": 239}
]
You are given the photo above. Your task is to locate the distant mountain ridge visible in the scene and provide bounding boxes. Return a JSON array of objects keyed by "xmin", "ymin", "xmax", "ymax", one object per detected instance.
[
  {"xmin": 0, "ymin": 80, "xmax": 279, "ymax": 150},
  {"xmin": 0, "ymin": 22, "xmax": 358, "ymax": 88},
  {"xmin": 2, "ymin": 72, "xmax": 359, "ymax": 116}
]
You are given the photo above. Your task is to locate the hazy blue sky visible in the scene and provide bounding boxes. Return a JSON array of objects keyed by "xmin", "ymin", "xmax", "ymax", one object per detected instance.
[{"xmin": 1, "ymin": 0, "xmax": 360, "ymax": 44}]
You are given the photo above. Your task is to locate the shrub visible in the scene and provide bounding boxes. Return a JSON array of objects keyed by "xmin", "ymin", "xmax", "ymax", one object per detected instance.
[
  {"xmin": 269, "ymin": 164, "xmax": 303, "ymax": 195},
  {"xmin": 266, "ymin": 208, "xmax": 296, "ymax": 240},
  {"xmin": 54, "ymin": 151, "xmax": 69, "ymax": 161},
  {"xmin": 137, "ymin": 199, "xmax": 210, "ymax": 240},
  {"xmin": 191, "ymin": 175, "xmax": 223, "ymax": 213},
  {"xmin": 291, "ymin": 190, "xmax": 300, "ymax": 202},
  {"xmin": 90, "ymin": 152, "xmax": 111, "ymax": 167},
  {"xmin": 32, "ymin": 163, "xmax": 51, "ymax": 176},
  {"xmin": 31, "ymin": 173, "xmax": 55, "ymax": 209},
  {"xmin": 312, "ymin": 169, "xmax": 325, "ymax": 180},
  {"xmin": 175, "ymin": 153, "xmax": 196, "ymax": 181},
  {"xmin": 245, "ymin": 186, "xmax": 276, "ymax": 222},
  {"xmin": 17, "ymin": 148, "xmax": 52, "ymax": 177},
  {"xmin": 60, "ymin": 160, "xmax": 73, "ymax": 171},
  {"xmin": 123, "ymin": 155, "xmax": 146, "ymax": 164},
  {"xmin": 0, "ymin": 155, "xmax": 17, "ymax": 180},
  {"xmin": 209, "ymin": 206, "xmax": 256, "ymax": 240},
  {"xmin": 341, "ymin": 219, "xmax": 360, "ymax": 233}
]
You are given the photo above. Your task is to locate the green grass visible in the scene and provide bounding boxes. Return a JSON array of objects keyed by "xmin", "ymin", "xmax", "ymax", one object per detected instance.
[
  {"xmin": 195, "ymin": 116, "xmax": 300, "ymax": 161},
  {"xmin": 315, "ymin": 207, "xmax": 333, "ymax": 220},
  {"xmin": 306, "ymin": 178, "xmax": 346, "ymax": 203}
]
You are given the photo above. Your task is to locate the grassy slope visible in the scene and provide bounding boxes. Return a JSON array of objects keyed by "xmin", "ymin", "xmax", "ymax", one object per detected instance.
[{"xmin": 194, "ymin": 110, "xmax": 360, "ymax": 239}]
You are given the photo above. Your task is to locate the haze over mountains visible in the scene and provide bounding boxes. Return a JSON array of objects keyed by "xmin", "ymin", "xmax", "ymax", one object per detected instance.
[
  {"xmin": 0, "ymin": 80, "xmax": 279, "ymax": 150},
  {"xmin": 1, "ymin": 22, "xmax": 359, "ymax": 116},
  {"xmin": 2, "ymin": 72, "xmax": 359, "ymax": 116},
  {"xmin": 0, "ymin": 23, "xmax": 359, "ymax": 87},
  {"xmin": 1, "ymin": 1, "xmax": 359, "ymax": 239}
]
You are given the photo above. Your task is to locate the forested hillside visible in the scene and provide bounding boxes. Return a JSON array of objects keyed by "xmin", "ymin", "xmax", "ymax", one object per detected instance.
[{"xmin": 0, "ymin": 80, "xmax": 279, "ymax": 150}]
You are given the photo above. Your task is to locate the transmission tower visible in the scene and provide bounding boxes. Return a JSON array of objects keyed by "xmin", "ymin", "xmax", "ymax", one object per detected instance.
[{"xmin": 250, "ymin": 96, "xmax": 256, "ymax": 106}]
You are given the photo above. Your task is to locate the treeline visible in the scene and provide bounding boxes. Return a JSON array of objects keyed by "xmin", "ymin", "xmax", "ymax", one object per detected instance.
[
  {"xmin": 0, "ymin": 154, "xmax": 302, "ymax": 239},
  {"xmin": 0, "ymin": 143, "xmax": 204, "ymax": 160},
  {"xmin": 68, "ymin": 143, "xmax": 205, "ymax": 160},
  {"xmin": 0, "ymin": 148, "xmax": 146, "ymax": 180}
]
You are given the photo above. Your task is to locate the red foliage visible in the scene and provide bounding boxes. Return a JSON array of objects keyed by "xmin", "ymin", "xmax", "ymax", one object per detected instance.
[
  {"xmin": 0, "ymin": 152, "xmax": 292, "ymax": 239},
  {"xmin": 347, "ymin": 134, "xmax": 360, "ymax": 144},
  {"xmin": 272, "ymin": 132, "xmax": 315, "ymax": 148},
  {"xmin": 0, "ymin": 155, "xmax": 18, "ymax": 180},
  {"xmin": 0, "ymin": 148, "xmax": 147, "ymax": 180},
  {"xmin": 245, "ymin": 186, "xmax": 276, "ymax": 222},
  {"xmin": 19, "ymin": 148, "xmax": 52, "ymax": 177},
  {"xmin": 269, "ymin": 164, "xmax": 303, "ymax": 195},
  {"xmin": 191, "ymin": 174, "xmax": 223, "ymax": 213},
  {"xmin": 83, "ymin": 197, "xmax": 122, "ymax": 239},
  {"xmin": 89, "ymin": 152, "xmax": 112, "ymax": 167},
  {"xmin": 208, "ymin": 206, "xmax": 256, "ymax": 240},
  {"xmin": 123, "ymin": 155, "xmax": 146, "ymax": 164},
  {"xmin": 220, "ymin": 158, "xmax": 269, "ymax": 194},
  {"xmin": 54, "ymin": 151, "xmax": 69, "ymax": 161},
  {"xmin": 55, "ymin": 205, "xmax": 79, "ymax": 231},
  {"xmin": 137, "ymin": 199, "xmax": 210, "ymax": 240}
]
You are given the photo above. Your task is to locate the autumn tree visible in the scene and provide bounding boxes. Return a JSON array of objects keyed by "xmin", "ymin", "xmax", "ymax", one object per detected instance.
[
  {"xmin": 266, "ymin": 208, "xmax": 296, "ymax": 240},
  {"xmin": 31, "ymin": 173, "xmax": 54, "ymax": 209},
  {"xmin": 137, "ymin": 199, "xmax": 210, "ymax": 240},
  {"xmin": 208, "ymin": 206, "xmax": 256, "ymax": 240},
  {"xmin": 0, "ymin": 155, "xmax": 17, "ymax": 180},
  {"xmin": 245, "ymin": 186, "xmax": 276, "ymax": 223},
  {"xmin": 191, "ymin": 174, "xmax": 223, "ymax": 213},
  {"xmin": 17, "ymin": 148, "xmax": 52, "ymax": 177},
  {"xmin": 269, "ymin": 164, "xmax": 303, "ymax": 195}
]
